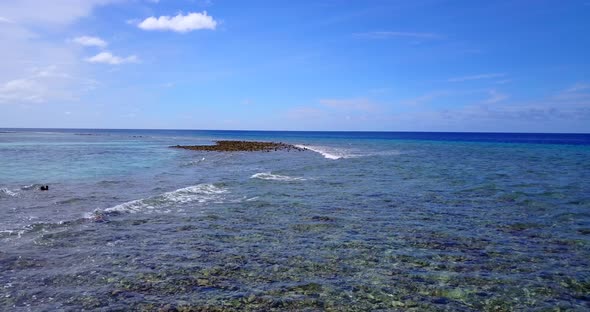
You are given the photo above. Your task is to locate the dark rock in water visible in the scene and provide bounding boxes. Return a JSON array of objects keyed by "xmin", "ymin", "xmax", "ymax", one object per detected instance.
[
  {"xmin": 39, "ymin": 185, "xmax": 49, "ymax": 191},
  {"xmin": 311, "ymin": 216, "xmax": 336, "ymax": 222},
  {"xmin": 171, "ymin": 140, "xmax": 307, "ymax": 153},
  {"xmin": 89, "ymin": 211, "xmax": 108, "ymax": 223}
]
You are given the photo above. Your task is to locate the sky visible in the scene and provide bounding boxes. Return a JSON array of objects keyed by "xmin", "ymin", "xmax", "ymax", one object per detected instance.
[{"xmin": 0, "ymin": 0, "xmax": 589, "ymax": 132}]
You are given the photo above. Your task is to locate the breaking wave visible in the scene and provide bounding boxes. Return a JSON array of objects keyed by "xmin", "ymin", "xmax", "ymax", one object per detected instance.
[
  {"xmin": 296, "ymin": 144, "xmax": 401, "ymax": 160},
  {"xmin": 296, "ymin": 145, "xmax": 345, "ymax": 159},
  {"xmin": 182, "ymin": 157, "xmax": 206, "ymax": 167},
  {"xmin": 101, "ymin": 183, "xmax": 228, "ymax": 214},
  {"xmin": 21, "ymin": 184, "xmax": 43, "ymax": 191},
  {"xmin": 251, "ymin": 172, "xmax": 306, "ymax": 182},
  {"xmin": 1, "ymin": 184, "xmax": 229, "ymax": 240},
  {"xmin": 0, "ymin": 188, "xmax": 18, "ymax": 197}
]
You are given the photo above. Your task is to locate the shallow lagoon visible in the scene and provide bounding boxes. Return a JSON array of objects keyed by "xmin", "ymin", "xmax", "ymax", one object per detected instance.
[{"xmin": 1, "ymin": 130, "xmax": 589, "ymax": 311}]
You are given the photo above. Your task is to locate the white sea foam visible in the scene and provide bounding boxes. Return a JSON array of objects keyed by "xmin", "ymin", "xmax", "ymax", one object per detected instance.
[
  {"xmin": 251, "ymin": 172, "xmax": 306, "ymax": 182},
  {"xmin": 296, "ymin": 145, "xmax": 349, "ymax": 160},
  {"xmin": 102, "ymin": 183, "xmax": 228, "ymax": 214},
  {"xmin": 21, "ymin": 184, "xmax": 42, "ymax": 190},
  {"xmin": 297, "ymin": 144, "xmax": 401, "ymax": 160},
  {"xmin": 0, "ymin": 188, "xmax": 17, "ymax": 197},
  {"xmin": 160, "ymin": 184, "xmax": 227, "ymax": 204},
  {"xmin": 0, "ymin": 229, "xmax": 24, "ymax": 238},
  {"xmin": 184, "ymin": 157, "xmax": 206, "ymax": 166}
]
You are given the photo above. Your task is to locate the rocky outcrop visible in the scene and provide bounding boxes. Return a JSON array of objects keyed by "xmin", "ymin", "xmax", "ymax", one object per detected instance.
[{"xmin": 171, "ymin": 140, "xmax": 306, "ymax": 152}]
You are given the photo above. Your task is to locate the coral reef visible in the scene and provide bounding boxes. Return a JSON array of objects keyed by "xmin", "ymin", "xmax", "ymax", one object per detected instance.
[{"xmin": 171, "ymin": 141, "xmax": 306, "ymax": 152}]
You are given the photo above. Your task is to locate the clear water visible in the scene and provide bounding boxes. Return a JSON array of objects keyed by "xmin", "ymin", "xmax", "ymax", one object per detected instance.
[{"xmin": 1, "ymin": 129, "xmax": 589, "ymax": 311}]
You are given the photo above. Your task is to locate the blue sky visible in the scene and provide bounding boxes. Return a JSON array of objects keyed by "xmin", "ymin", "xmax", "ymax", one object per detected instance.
[{"xmin": 0, "ymin": 0, "xmax": 589, "ymax": 132}]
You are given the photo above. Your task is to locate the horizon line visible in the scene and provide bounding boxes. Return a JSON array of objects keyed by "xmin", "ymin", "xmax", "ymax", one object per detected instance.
[{"xmin": 1, "ymin": 127, "xmax": 589, "ymax": 135}]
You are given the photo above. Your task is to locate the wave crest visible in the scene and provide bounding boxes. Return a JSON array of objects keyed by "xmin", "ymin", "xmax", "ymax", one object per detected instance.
[
  {"xmin": 0, "ymin": 188, "xmax": 18, "ymax": 197},
  {"xmin": 102, "ymin": 183, "xmax": 228, "ymax": 214},
  {"xmin": 251, "ymin": 172, "xmax": 306, "ymax": 182},
  {"xmin": 296, "ymin": 144, "xmax": 400, "ymax": 160},
  {"xmin": 296, "ymin": 145, "xmax": 351, "ymax": 160},
  {"xmin": 21, "ymin": 184, "xmax": 43, "ymax": 190},
  {"xmin": 2, "ymin": 184, "xmax": 229, "ymax": 240}
]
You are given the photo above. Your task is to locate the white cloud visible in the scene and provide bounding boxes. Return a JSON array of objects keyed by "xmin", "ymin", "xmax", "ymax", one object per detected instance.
[
  {"xmin": 0, "ymin": 1, "xmax": 119, "ymax": 107},
  {"xmin": 448, "ymin": 73, "xmax": 505, "ymax": 82},
  {"xmin": 0, "ymin": 0, "xmax": 120, "ymax": 25},
  {"xmin": 86, "ymin": 52, "xmax": 139, "ymax": 65},
  {"xmin": 0, "ymin": 66, "xmax": 92, "ymax": 104},
  {"xmin": 138, "ymin": 11, "xmax": 217, "ymax": 33},
  {"xmin": 386, "ymin": 84, "xmax": 590, "ymax": 132},
  {"xmin": 33, "ymin": 65, "xmax": 71, "ymax": 78},
  {"xmin": 0, "ymin": 78, "xmax": 46, "ymax": 103},
  {"xmin": 73, "ymin": 36, "xmax": 107, "ymax": 48}
]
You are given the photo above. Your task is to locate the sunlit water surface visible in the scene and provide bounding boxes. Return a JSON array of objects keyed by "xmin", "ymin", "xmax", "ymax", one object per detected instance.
[{"xmin": 1, "ymin": 129, "xmax": 589, "ymax": 311}]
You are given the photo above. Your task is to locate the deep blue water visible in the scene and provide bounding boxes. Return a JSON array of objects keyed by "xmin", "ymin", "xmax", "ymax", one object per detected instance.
[
  {"xmin": 1, "ymin": 129, "xmax": 589, "ymax": 311},
  {"xmin": 4, "ymin": 128, "xmax": 590, "ymax": 145}
]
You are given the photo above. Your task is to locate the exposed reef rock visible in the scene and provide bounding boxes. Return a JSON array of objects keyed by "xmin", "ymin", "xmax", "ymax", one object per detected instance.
[{"xmin": 171, "ymin": 140, "xmax": 307, "ymax": 152}]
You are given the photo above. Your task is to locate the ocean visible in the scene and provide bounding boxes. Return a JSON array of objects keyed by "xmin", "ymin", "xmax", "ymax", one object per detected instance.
[{"xmin": 1, "ymin": 129, "xmax": 589, "ymax": 311}]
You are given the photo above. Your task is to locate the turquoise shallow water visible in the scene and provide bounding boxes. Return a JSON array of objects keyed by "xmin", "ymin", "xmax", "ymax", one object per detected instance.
[{"xmin": 1, "ymin": 129, "xmax": 589, "ymax": 311}]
